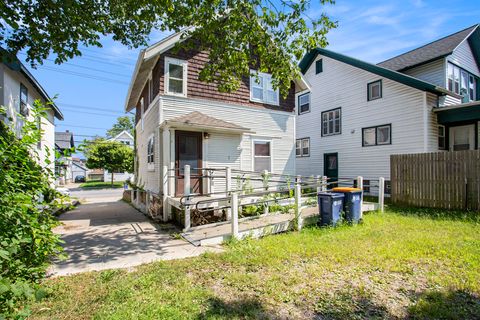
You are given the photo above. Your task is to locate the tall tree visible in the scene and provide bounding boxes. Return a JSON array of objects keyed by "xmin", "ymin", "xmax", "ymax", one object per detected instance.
[
  {"xmin": 107, "ymin": 116, "xmax": 134, "ymax": 138},
  {"xmin": 0, "ymin": 0, "xmax": 337, "ymax": 97},
  {"xmin": 84, "ymin": 140, "xmax": 134, "ymax": 186}
]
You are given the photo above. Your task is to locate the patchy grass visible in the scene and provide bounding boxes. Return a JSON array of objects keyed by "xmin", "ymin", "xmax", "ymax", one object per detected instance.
[
  {"xmin": 30, "ymin": 208, "xmax": 480, "ymax": 319},
  {"xmin": 79, "ymin": 181, "xmax": 124, "ymax": 189}
]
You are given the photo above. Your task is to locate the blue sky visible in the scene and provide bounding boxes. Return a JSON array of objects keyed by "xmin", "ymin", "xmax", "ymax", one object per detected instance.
[{"xmin": 22, "ymin": 0, "xmax": 479, "ymax": 157}]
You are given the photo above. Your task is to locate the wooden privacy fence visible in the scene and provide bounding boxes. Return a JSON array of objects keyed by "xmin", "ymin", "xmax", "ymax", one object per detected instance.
[{"xmin": 391, "ymin": 150, "xmax": 480, "ymax": 210}]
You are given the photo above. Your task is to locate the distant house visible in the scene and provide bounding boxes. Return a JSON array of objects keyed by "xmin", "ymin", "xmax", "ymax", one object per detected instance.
[
  {"xmin": 71, "ymin": 158, "xmax": 88, "ymax": 182},
  {"xmin": 55, "ymin": 130, "xmax": 75, "ymax": 185},
  {"xmin": 0, "ymin": 53, "xmax": 64, "ymax": 175},
  {"xmin": 88, "ymin": 168, "xmax": 105, "ymax": 181},
  {"xmin": 296, "ymin": 24, "xmax": 479, "ymax": 191},
  {"xmin": 104, "ymin": 130, "xmax": 134, "ymax": 182}
]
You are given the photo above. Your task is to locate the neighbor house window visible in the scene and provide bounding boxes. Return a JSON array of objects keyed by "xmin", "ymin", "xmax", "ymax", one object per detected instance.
[
  {"xmin": 362, "ymin": 124, "xmax": 391, "ymax": 146},
  {"xmin": 165, "ymin": 57, "xmax": 187, "ymax": 97},
  {"xmin": 316, "ymin": 59, "xmax": 323, "ymax": 74},
  {"xmin": 367, "ymin": 80, "xmax": 382, "ymax": 101},
  {"xmin": 20, "ymin": 83, "xmax": 28, "ymax": 116},
  {"xmin": 253, "ymin": 140, "xmax": 271, "ymax": 172},
  {"xmin": 250, "ymin": 71, "xmax": 279, "ymax": 105},
  {"xmin": 321, "ymin": 108, "xmax": 341, "ymax": 136},
  {"xmin": 438, "ymin": 125, "xmax": 446, "ymax": 150},
  {"xmin": 448, "ymin": 62, "xmax": 477, "ymax": 100},
  {"xmin": 147, "ymin": 135, "xmax": 155, "ymax": 170},
  {"xmin": 298, "ymin": 93, "xmax": 310, "ymax": 114},
  {"xmin": 296, "ymin": 138, "xmax": 310, "ymax": 157}
]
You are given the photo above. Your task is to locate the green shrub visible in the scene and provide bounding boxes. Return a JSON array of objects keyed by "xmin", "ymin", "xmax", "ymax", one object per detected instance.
[{"xmin": 0, "ymin": 102, "xmax": 66, "ymax": 318}]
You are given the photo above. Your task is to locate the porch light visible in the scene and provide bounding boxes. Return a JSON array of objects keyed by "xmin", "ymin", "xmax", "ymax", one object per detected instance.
[{"xmin": 203, "ymin": 132, "xmax": 210, "ymax": 139}]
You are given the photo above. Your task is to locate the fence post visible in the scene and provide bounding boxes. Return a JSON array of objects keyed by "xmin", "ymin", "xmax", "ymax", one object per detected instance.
[
  {"xmin": 295, "ymin": 176, "xmax": 303, "ymax": 231},
  {"xmin": 225, "ymin": 166, "xmax": 232, "ymax": 220},
  {"xmin": 315, "ymin": 175, "xmax": 322, "ymax": 193},
  {"xmin": 378, "ymin": 177, "xmax": 385, "ymax": 213},
  {"xmin": 321, "ymin": 176, "xmax": 327, "ymax": 192},
  {"xmin": 231, "ymin": 192, "xmax": 239, "ymax": 239},
  {"xmin": 356, "ymin": 176, "xmax": 364, "ymax": 217},
  {"xmin": 183, "ymin": 165, "xmax": 191, "ymax": 231}
]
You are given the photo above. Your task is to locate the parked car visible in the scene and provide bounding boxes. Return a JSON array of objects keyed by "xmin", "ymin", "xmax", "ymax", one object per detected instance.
[{"xmin": 75, "ymin": 175, "xmax": 86, "ymax": 183}]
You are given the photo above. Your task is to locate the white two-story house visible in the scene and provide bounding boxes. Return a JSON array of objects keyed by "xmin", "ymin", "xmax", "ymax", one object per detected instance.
[
  {"xmin": 124, "ymin": 31, "xmax": 307, "ymax": 219},
  {"xmin": 104, "ymin": 130, "xmax": 134, "ymax": 182},
  {"xmin": 296, "ymin": 24, "xmax": 479, "ymax": 191},
  {"xmin": 1, "ymin": 55, "xmax": 64, "ymax": 175}
]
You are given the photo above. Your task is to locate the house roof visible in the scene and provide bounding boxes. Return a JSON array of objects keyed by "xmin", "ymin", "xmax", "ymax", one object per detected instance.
[
  {"xmin": 433, "ymin": 101, "xmax": 480, "ymax": 124},
  {"xmin": 55, "ymin": 131, "xmax": 75, "ymax": 150},
  {"xmin": 72, "ymin": 160, "xmax": 87, "ymax": 171},
  {"xmin": 378, "ymin": 24, "xmax": 479, "ymax": 71},
  {"xmin": 299, "ymin": 48, "xmax": 457, "ymax": 97},
  {"xmin": 124, "ymin": 29, "xmax": 310, "ymax": 112},
  {"xmin": 164, "ymin": 111, "xmax": 252, "ymax": 133},
  {"xmin": 2, "ymin": 50, "xmax": 64, "ymax": 120},
  {"xmin": 109, "ymin": 130, "xmax": 134, "ymax": 141}
]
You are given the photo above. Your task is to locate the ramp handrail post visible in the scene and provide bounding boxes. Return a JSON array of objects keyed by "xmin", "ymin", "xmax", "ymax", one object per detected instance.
[
  {"xmin": 378, "ymin": 177, "xmax": 385, "ymax": 213},
  {"xmin": 295, "ymin": 175, "xmax": 303, "ymax": 231},
  {"xmin": 183, "ymin": 165, "xmax": 191, "ymax": 231},
  {"xmin": 356, "ymin": 176, "xmax": 364, "ymax": 218},
  {"xmin": 321, "ymin": 176, "xmax": 327, "ymax": 192},
  {"xmin": 315, "ymin": 175, "xmax": 322, "ymax": 193},
  {"xmin": 225, "ymin": 166, "xmax": 232, "ymax": 220},
  {"xmin": 231, "ymin": 192, "xmax": 239, "ymax": 239}
]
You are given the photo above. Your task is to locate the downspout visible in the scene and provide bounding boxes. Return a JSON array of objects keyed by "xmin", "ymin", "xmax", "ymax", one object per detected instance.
[{"xmin": 422, "ymin": 92, "xmax": 428, "ymax": 152}]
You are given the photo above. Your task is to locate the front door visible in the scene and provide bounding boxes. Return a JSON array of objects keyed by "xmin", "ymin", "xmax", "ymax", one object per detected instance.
[
  {"xmin": 450, "ymin": 124, "xmax": 475, "ymax": 151},
  {"xmin": 175, "ymin": 131, "xmax": 203, "ymax": 196},
  {"xmin": 324, "ymin": 153, "xmax": 338, "ymax": 187}
]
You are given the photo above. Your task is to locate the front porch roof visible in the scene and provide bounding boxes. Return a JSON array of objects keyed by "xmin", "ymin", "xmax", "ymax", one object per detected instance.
[
  {"xmin": 434, "ymin": 101, "xmax": 480, "ymax": 124},
  {"xmin": 163, "ymin": 111, "xmax": 254, "ymax": 134}
]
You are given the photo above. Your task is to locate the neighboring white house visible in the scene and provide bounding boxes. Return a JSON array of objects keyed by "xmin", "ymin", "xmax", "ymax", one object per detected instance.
[
  {"xmin": 55, "ymin": 131, "xmax": 75, "ymax": 185},
  {"xmin": 296, "ymin": 24, "xmax": 480, "ymax": 190},
  {"xmin": 71, "ymin": 158, "xmax": 88, "ymax": 182},
  {"xmin": 104, "ymin": 130, "xmax": 134, "ymax": 182},
  {"xmin": 0, "ymin": 55, "xmax": 64, "ymax": 174},
  {"xmin": 124, "ymin": 31, "xmax": 308, "ymax": 219}
]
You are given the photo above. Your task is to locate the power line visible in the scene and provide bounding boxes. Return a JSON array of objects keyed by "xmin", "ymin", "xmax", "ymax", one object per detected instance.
[
  {"xmin": 57, "ymin": 102, "xmax": 126, "ymax": 114},
  {"xmin": 80, "ymin": 47, "xmax": 138, "ymax": 62},
  {"xmin": 56, "ymin": 123, "xmax": 110, "ymax": 130},
  {"xmin": 59, "ymin": 109, "xmax": 121, "ymax": 117},
  {"xmin": 36, "ymin": 66, "xmax": 130, "ymax": 85}
]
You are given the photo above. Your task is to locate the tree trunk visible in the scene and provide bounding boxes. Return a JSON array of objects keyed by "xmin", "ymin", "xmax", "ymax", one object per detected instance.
[{"xmin": 111, "ymin": 171, "xmax": 114, "ymax": 187}]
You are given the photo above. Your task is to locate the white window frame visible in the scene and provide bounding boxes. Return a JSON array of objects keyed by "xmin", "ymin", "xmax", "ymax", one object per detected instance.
[
  {"xmin": 252, "ymin": 139, "xmax": 273, "ymax": 172},
  {"xmin": 321, "ymin": 108, "xmax": 341, "ymax": 136},
  {"xmin": 446, "ymin": 62, "xmax": 478, "ymax": 100},
  {"xmin": 249, "ymin": 70, "xmax": 280, "ymax": 106},
  {"xmin": 147, "ymin": 134, "xmax": 155, "ymax": 171},
  {"xmin": 296, "ymin": 138, "xmax": 310, "ymax": 157},
  {"xmin": 298, "ymin": 92, "xmax": 310, "ymax": 115},
  {"xmin": 164, "ymin": 57, "xmax": 187, "ymax": 97},
  {"xmin": 469, "ymin": 74, "xmax": 476, "ymax": 101}
]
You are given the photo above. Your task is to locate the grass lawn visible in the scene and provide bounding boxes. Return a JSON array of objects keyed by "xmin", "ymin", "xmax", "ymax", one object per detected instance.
[
  {"xmin": 79, "ymin": 181, "xmax": 124, "ymax": 189},
  {"xmin": 31, "ymin": 208, "xmax": 480, "ymax": 319}
]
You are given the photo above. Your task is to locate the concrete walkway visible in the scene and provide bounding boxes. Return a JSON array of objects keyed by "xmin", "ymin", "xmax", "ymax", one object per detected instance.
[{"xmin": 51, "ymin": 190, "xmax": 222, "ymax": 276}]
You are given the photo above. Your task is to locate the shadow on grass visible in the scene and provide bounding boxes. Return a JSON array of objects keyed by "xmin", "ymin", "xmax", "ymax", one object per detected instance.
[
  {"xmin": 198, "ymin": 297, "xmax": 269, "ymax": 319},
  {"xmin": 386, "ymin": 204, "xmax": 480, "ymax": 222},
  {"xmin": 409, "ymin": 290, "xmax": 480, "ymax": 319}
]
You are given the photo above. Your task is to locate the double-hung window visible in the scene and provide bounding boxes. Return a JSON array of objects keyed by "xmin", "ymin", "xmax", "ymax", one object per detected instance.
[
  {"xmin": 20, "ymin": 84, "xmax": 28, "ymax": 116},
  {"xmin": 362, "ymin": 124, "xmax": 391, "ymax": 146},
  {"xmin": 250, "ymin": 71, "xmax": 279, "ymax": 105},
  {"xmin": 296, "ymin": 138, "xmax": 310, "ymax": 157},
  {"xmin": 147, "ymin": 135, "xmax": 155, "ymax": 170},
  {"xmin": 438, "ymin": 125, "xmax": 446, "ymax": 150},
  {"xmin": 367, "ymin": 80, "xmax": 382, "ymax": 101},
  {"xmin": 165, "ymin": 57, "xmax": 187, "ymax": 97},
  {"xmin": 469, "ymin": 75, "xmax": 476, "ymax": 101},
  {"xmin": 321, "ymin": 108, "xmax": 341, "ymax": 136},
  {"xmin": 253, "ymin": 140, "xmax": 271, "ymax": 172},
  {"xmin": 298, "ymin": 93, "xmax": 310, "ymax": 114},
  {"xmin": 448, "ymin": 62, "xmax": 477, "ymax": 100}
]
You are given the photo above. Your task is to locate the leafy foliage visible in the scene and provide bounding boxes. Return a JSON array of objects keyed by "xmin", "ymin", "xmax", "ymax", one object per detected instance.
[
  {"xmin": 106, "ymin": 116, "xmax": 135, "ymax": 138},
  {"xmin": 0, "ymin": 101, "xmax": 66, "ymax": 318},
  {"xmin": 84, "ymin": 140, "xmax": 134, "ymax": 185},
  {"xmin": 0, "ymin": 0, "xmax": 337, "ymax": 97}
]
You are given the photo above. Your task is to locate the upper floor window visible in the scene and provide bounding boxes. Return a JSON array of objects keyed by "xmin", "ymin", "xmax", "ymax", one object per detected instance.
[
  {"xmin": 20, "ymin": 84, "xmax": 28, "ymax": 116},
  {"xmin": 447, "ymin": 62, "xmax": 477, "ymax": 101},
  {"xmin": 250, "ymin": 71, "xmax": 279, "ymax": 106},
  {"xmin": 367, "ymin": 80, "xmax": 382, "ymax": 101},
  {"xmin": 321, "ymin": 108, "xmax": 341, "ymax": 136},
  {"xmin": 362, "ymin": 124, "xmax": 391, "ymax": 146},
  {"xmin": 296, "ymin": 138, "xmax": 310, "ymax": 157},
  {"xmin": 316, "ymin": 59, "xmax": 323, "ymax": 74},
  {"xmin": 298, "ymin": 93, "xmax": 310, "ymax": 114},
  {"xmin": 165, "ymin": 57, "xmax": 187, "ymax": 97}
]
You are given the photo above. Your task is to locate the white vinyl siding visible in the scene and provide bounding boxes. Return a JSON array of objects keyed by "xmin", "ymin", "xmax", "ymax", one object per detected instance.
[
  {"xmin": 450, "ymin": 40, "xmax": 480, "ymax": 76},
  {"xmin": 296, "ymin": 55, "xmax": 433, "ymax": 180},
  {"xmin": 403, "ymin": 58, "xmax": 446, "ymax": 88}
]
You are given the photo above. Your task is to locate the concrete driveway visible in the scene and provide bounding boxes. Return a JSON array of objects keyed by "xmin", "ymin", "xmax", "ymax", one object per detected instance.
[{"xmin": 51, "ymin": 189, "xmax": 222, "ymax": 276}]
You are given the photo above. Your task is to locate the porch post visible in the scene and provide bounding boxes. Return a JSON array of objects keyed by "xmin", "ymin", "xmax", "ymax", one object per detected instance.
[
  {"xmin": 321, "ymin": 176, "xmax": 328, "ymax": 192},
  {"xmin": 316, "ymin": 175, "xmax": 322, "ymax": 193},
  {"xmin": 183, "ymin": 165, "xmax": 191, "ymax": 231},
  {"xmin": 231, "ymin": 192, "xmax": 239, "ymax": 239},
  {"xmin": 295, "ymin": 175, "xmax": 303, "ymax": 231},
  {"xmin": 162, "ymin": 165, "xmax": 169, "ymax": 221},
  {"xmin": 225, "ymin": 166, "xmax": 232, "ymax": 220},
  {"xmin": 357, "ymin": 176, "xmax": 364, "ymax": 218},
  {"xmin": 378, "ymin": 177, "xmax": 385, "ymax": 213}
]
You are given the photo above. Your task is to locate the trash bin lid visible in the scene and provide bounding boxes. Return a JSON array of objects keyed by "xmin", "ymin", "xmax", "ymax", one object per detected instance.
[
  {"xmin": 332, "ymin": 187, "xmax": 362, "ymax": 192},
  {"xmin": 318, "ymin": 192, "xmax": 345, "ymax": 198}
]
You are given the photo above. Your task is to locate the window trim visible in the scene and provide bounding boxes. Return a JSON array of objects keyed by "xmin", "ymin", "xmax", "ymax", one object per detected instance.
[
  {"xmin": 362, "ymin": 124, "xmax": 392, "ymax": 147},
  {"xmin": 298, "ymin": 92, "xmax": 310, "ymax": 115},
  {"xmin": 20, "ymin": 83, "xmax": 28, "ymax": 115},
  {"xmin": 252, "ymin": 139, "xmax": 273, "ymax": 172},
  {"xmin": 447, "ymin": 61, "xmax": 478, "ymax": 100},
  {"xmin": 296, "ymin": 137, "xmax": 310, "ymax": 157},
  {"xmin": 438, "ymin": 125, "xmax": 446, "ymax": 150},
  {"xmin": 367, "ymin": 80, "xmax": 382, "ymax": 101},
  {"xmin": 321, "ymin": 107, "xmax": 342, "ymax": 137},
  {"xmin": 249, "ymin": 70, "xmax": 280, "ymax": 106},
  {"xmin": 147, "ymin": 134, "xmax": 155, "ymax": 171},
  {"xmin": 164, "ymin": 57, "xmax": 188, "ymax": 97}
]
